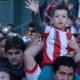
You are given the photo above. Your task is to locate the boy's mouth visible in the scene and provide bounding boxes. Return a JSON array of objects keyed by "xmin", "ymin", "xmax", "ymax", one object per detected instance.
[{"xmin": 58, "ymin": 22, "xmax": 63, "ymax": 24}]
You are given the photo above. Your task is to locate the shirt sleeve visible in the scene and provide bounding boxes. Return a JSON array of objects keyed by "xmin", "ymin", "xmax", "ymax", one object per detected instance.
[
  {"xmin": 32, "ymin": 12, "xmax": 45, "ymax": 34},
  {"xmin": 25, "ymin": 64, "xmax": 41, "ymax": 80}
]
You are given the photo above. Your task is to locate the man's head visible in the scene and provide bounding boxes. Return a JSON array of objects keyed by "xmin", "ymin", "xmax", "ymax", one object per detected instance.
[
  {"xmin": 30, "ymin": 30, "xmax": 37, "ymax": 40},
  {"xmin": 75, "ymin": 18, "xmax": 80, "ymax": 27},
  {"xmin": 5, "ymin": 35, "xmax": 26, "ymax": 67},
  {"xmin": 27, "ymin": 22, "xmax": 35, "ymax": 36},
  {"xmin": 6, "ymin": 24, "xmax": 14, "ymax": 30},
  {"xmin": 53, "ymin": 56, "xmax": 76, "ymax": 80},
  {"xmin": 0, "ymin": 30, "xmax": 7, "ymax": 57},
  {"xmin": 52, "ymin": 5, "xmax": 70, "ymax": 30}
]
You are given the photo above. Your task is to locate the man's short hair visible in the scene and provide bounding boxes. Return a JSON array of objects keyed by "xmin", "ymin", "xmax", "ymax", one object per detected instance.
[
  {"xmin": 5, "ymin": 35, "xmax": 26, "ymax": 53},
  {"xmin": 53, "ymin": 56, "xmax": 76, "ymax": 73}
]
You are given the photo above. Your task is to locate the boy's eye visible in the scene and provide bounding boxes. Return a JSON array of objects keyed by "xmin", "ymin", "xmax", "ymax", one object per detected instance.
[
  {"xmin": 54, "ymin": 15, "xmax": 59, "ymax": 18},
  {"xmin": 62, "ymin": 15, "xmax": 67, "ymax": 18}
]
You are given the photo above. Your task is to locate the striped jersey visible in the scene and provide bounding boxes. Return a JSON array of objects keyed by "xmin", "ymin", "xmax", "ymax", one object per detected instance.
[{"xmin": 42, "ymin": 25, "xmax": 74, "ymax": 65}]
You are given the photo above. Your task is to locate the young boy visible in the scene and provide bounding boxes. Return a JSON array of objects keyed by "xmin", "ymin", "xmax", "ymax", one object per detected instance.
[{"xmin": 25, "ymin": 0, "xmax": 79, "ymax": 66}]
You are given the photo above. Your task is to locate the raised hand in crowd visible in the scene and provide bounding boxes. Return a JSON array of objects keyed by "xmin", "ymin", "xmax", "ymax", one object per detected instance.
[{"xmin": 25, "ymin": 0, "xmax": 39, "ymax": 14}]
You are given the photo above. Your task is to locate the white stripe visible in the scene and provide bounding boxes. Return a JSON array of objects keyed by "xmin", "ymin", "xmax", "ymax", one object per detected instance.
[
  {"xmin": 46, "ymin": 28, "xmax": 55, "ymax": 61},
  {"xmin": 59, "ymin": 31, "xmax": 68, "ymax": 56}
]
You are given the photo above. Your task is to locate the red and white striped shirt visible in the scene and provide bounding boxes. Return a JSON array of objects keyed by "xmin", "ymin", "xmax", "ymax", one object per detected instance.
[{"xmin": 42, "ymin": 25, "xmax": 75, "ymax": 65}]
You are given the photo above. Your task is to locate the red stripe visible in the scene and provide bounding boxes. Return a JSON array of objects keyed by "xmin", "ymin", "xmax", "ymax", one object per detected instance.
[
  {"xmin": 25, "ymin": 64, "xmax": 38, "ymax": 73},
  {"xmin": 53, "ymin": 30, "xmax": 61, "ymax": 63},
  {"xmin": 42, "ymin": 33, "xmax": 52, "ymax": 66},
  {"xmin": 66, "ymin": 32, "xmax": 72, "ymax": 54},
  {"xmin": 42, "ymin": 33, "xmax": 49, "ymax": 40}
]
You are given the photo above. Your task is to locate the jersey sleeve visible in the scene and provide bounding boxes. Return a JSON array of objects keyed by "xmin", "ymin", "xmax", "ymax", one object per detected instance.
[{"xmin": 25, "ymin": 64, "xmax": 41, "ymax": 80}]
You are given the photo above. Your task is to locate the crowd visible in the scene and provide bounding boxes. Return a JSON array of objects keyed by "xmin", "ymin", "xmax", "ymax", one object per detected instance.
[{"xmin": 0, "ymin": 0, "xmax": 80, "ymax": 80}]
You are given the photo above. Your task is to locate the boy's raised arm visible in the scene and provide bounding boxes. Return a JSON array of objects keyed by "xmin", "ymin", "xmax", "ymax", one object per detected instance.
[{"xmin": 25, "ymin": 0, "xmax": 45, "ymax": 34}]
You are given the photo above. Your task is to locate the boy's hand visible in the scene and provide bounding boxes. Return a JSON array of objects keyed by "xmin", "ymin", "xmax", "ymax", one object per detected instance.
[
  {"xmin": 68, "ymin": 40, "xmax": 79, "ymax": 52},
  {"xmin": 25, "ymin": 0, "xmax": 39, "ymax": 14}
]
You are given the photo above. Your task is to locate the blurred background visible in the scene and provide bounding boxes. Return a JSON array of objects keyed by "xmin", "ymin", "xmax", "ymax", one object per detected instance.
[{"xmin": 0, "ymin": 0, "xmax": 51, "ymax": 36}]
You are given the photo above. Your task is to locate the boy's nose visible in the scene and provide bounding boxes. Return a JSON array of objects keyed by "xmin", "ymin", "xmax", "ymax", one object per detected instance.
[{"xmin": 59, "ymin": 17, "xmax": 63, "ymax": 20}]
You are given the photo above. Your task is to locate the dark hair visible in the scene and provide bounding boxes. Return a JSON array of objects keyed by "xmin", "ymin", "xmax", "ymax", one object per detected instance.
[
  {"xmin": 28, "ymin": 22, "xmax": 35, "ymax": 29},
  {"xmin": 31, "ymin": 29, "xmax": 37, "ymax": 34},
  {"xmin": 5, "ymin": 35, "xmax": 26, "ymax": 53},
  {"xmin": 7, "ymin": 23, "xmax": 14, "ymax": 28},
  {"xmin": 0, "ymin": 30, "xmax": 7, "ymax": 41},
  {"xmin": 53, "ymin": 56, "xmax": 76, "ymax": 73},
  {"xmin": 52, "ymin": 4, "xmax": 70, "ymax": 18}
]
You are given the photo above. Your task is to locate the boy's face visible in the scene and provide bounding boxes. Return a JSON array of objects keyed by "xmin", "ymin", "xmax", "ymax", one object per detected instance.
[
  {"xmin": 54, "ymin": 65, "xmax": 74, "ymax": 80},
  {"xmin": 53, "ymin": 9, "xmax": 68, "ymax": 30}
]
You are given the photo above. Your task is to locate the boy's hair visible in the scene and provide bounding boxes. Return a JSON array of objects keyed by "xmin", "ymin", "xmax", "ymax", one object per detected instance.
[
  {"xmin": 52, "ymin": 4, "xmax": 70, "ymax": 18},
  {"xmin": 5, "ymin": 35, "xmax": 26, "ymax": 53},
  {"xmin": 53, "ymin": 56, "xmax": 76, "ymax": 74}
]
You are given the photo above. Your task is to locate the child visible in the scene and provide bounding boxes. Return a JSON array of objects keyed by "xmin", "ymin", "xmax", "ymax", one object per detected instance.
[
  {"xmin": 25, "ymin": 1, "xmax": 80, "ymax": 80},
  {"xmin": 25, "ymin": 0, "xmax": 79, "ymax": 66}
]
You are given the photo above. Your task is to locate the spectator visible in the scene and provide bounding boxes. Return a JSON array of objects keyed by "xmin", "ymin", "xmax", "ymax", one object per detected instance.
[
  {"xmin": 0, "ymin": 30, "xmax": 7, "ymax": 58},
  {"xmin": 6, "ymin": 23, "xmax": 14, "ymax": 32},
  {"xmin": 68, "ymin": 0, "xmax": 79, "ymax": 21},
  {"xmin": 5, "ymin": 35, "xmax": 26, "ymax": 80},
  {"xmin": 0, "ymin": 57, "xmax": 22, "ymax": 80},
  {"xmin": 71, "ymin": 17, "xmax": 80, "ymax": 34},
  {"xmin": 22, "ymin": 22, "xmax": 35, "ymax": 46}
]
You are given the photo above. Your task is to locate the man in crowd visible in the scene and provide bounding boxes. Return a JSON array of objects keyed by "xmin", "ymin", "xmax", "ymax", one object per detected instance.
[{"xmin": 5, "ymin": 35, "xmax": 26, "ymax": 80}]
